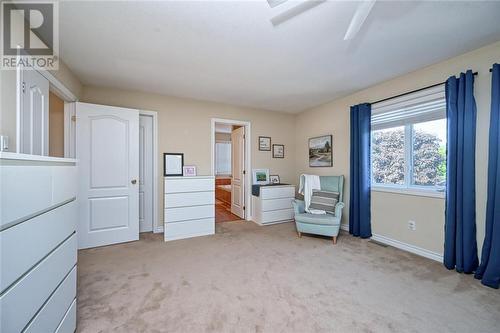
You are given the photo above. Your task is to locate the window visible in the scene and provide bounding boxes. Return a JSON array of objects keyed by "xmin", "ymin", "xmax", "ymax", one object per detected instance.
[
  {"xmin": 371, "ymin": 86, "xmax": 446, "ymax": 195},
  {"xmin": 215, "ymin": 142, "xmax": 231, "ymax": 175}
]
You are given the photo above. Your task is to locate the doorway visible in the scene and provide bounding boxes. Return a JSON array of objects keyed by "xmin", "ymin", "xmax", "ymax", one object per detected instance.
[{"xmin": 211, "ymin": 119, "xmax": 251, "ymax": 223}]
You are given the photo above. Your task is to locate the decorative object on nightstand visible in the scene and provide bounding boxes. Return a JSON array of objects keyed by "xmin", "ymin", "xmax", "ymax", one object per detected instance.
[
  {"xmin": 259, "ymin": 136, "xmax": 271, "ymax": 151},
  {"xmin": 270, "ymin": 175, "xmax": 280, "ymax": 184},
  {"xmin": 309, "ymin": 135, "xmax": 332, "ymax": 167},
  {"xmin": 164, "ymin": 153, "xmax": 184, "ymax": 176},
  {"xmin": 272, "ymin": 144, "xmax": 284, "ymax": 158},
  {"xmin": 252, "ymin": 168, "xmax": 270, "ymax": 184},
  {"xmin": 183, "ymin": 165, "xmax": 197, "ymax": 176}
]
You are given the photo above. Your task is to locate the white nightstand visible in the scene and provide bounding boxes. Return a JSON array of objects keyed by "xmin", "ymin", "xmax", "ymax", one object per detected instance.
[{"xmin": 252, "ymin": 184, "xmax": 295, "ymax": 225}]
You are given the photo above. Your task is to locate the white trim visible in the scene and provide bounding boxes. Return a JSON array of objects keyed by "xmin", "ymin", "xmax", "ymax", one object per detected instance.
[
  {"xmin": 39, "ymin": 70, "xmax": 78, "ymax": 102},
  {"xmin": 370, "ymin": 233, "xmax": 443, "ymax": 262},
  {"xmin": 64, "ymin": 103, "xmax": 76, "ymax": 158},
  {"xmin": 140, "ymin": 110, "xmax": 159, "ymax": 234},
  {"xmin": 372, "ymin": 186, "xmax": 445, "ymax": 199},
  {"xmin": 154, "ymin": 225, "xmax": 164, "ymax": 234},
  {"xmin": 340, "ymin": 224, "xmax": 443, "ymax": 262},
  {"xmin": 210, "ymin": 118, "xmax": 252, "ymax": 221},
  {"xmin": 0, "ymin": 151, "xmax": 77, "ymax": 164}
]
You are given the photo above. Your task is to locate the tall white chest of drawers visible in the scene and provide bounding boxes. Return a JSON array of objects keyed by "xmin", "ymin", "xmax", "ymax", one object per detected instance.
[
  {"xmin": 0, "ymin": 152, "xmax": 78, "ymax": 333},
  {"xmin": 252, "ymin": 184, "xmax": 295, "ymax": 225},
  {"xmin": 164, "ymin": 176, "xmax": 215, "ymax": 241}
]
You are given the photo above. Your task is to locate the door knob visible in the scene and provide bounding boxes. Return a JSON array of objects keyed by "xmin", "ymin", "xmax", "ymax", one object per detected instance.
[{"xmin": 131, "ymin": 179, "xmax": 137, "ymax": 184}]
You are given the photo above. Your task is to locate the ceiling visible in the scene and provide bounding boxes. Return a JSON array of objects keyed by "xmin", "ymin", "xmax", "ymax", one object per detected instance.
[{"xmin": 59, "ymin": 1, "xmax": 500, "ymax": 113}]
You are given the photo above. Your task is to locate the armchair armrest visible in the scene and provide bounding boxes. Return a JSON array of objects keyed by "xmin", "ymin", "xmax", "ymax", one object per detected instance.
[
  {"xmin": 292, "ymin": 199, "xmax": 305, "ymax": 215},
  {"xmin": 335, "ymin": 202, "xmax": 345, "ymax": 219}
]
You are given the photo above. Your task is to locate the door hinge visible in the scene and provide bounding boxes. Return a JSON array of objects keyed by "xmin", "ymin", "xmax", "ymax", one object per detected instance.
[
  {"xmin": 243, "ymin": 170, "xmax": 246, "ymax": 175},
  {"xmin": 243, "ymin": 206, "xmax": 246, "ymax": 210},
  {"xmin": 71, "ymin": 115, "xmax": 76, "ymax": 122},
  {"xmin": 22, "ymin": 82, "xmax": 26, "ymax": 93}
]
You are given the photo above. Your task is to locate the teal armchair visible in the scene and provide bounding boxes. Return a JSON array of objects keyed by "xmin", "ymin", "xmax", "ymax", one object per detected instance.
[{"xmin": 292, "ymin": 175, "xmax": 345, "ymax": 244}]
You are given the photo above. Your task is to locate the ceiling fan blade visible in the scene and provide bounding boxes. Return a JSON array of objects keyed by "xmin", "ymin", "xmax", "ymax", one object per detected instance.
[
  {"xmin": 344, "ymin": 0, "xmax": 376, "ymax": 40},
  {"xmin": 267, "ymin": 0, "xmax": 289, "ymax": 8},
  {"xmin": 270, "ymin": 0, "xmax": 326, "ymax": 26}
]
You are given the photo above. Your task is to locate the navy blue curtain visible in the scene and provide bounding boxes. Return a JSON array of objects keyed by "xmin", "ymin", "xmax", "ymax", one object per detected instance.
[
  {"xmin": 349, "ymin": 103, "xmax": 372, "ymax": 238},
  {"xmin": 475, "ymin": 64, "xmax": 500, "ymax": 288},
  {"xmin": 444, "ymin": 70, "xmax": 479, "ymax": 273}
]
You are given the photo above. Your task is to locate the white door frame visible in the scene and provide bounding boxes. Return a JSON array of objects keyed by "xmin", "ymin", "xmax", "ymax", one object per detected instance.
[
  {"xmin": 16, "ymin": 65, "xmax": 78, "ymax": 155},
  {"xmin": 139, "ymin": 110, "xmax": 160, "ymax": 234},
  {"xmin": 210, "ymin": 118, "xmax": 252, "ymax": 221}
]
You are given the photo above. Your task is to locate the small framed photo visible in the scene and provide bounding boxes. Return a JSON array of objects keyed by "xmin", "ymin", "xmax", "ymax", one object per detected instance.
[
  {"xmin": 183, "ymin": 165, "xmax": 197, "ymax": 177},
  {"xmin": 259, "ymin": 136, "xmax": 271, "ymax": 151},
  {"xmin": 252, "ymin": 169, "xmax": 270, "ymax": 185},
  {"xmin": 272, "ymin": 144, "xmax": 284, "ymax": 158},
  {"xmin": 164, "ymin": 153, "xmax": 184, "ymax": 176},
  {"xmin": 269, "ymin": 175, "xmax": 280, "ymax": 184}
]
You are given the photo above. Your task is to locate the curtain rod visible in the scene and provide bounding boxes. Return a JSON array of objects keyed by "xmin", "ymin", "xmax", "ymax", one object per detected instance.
[{"xmin": 371, "ymin": 71, "xmax": 478, "ymax": 106}]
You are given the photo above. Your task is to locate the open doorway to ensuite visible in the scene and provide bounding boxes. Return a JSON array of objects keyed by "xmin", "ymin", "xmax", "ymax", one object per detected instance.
[{"xmin": 211, "ymin": 119, "xmax": 251, "ymax": 223}]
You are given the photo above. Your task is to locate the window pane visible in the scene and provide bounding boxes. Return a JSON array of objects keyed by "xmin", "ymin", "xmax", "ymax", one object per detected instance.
[
  {"xmin": 372, "ymin": 126, "xmax": 405, "ymax": 185},
  {"xmin": 412, "ymin": 119, "xmax": 447, "ymax": 187},
  {"xmin": 216, "ymin": 142, "xmax": 231, "ymax": 175}
]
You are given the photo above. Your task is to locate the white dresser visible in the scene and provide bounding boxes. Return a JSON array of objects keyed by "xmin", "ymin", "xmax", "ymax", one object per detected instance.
[
  {"xmin": 164, "ymin": 176, "xmax": 215, "ymax": 241},
  {"xmin": 252, "ymin": 184, "xmax": 295, "ymax": 225},
  {"xmin": 0, "ymin": 152, "xmax": 78, "ymax": 333}
]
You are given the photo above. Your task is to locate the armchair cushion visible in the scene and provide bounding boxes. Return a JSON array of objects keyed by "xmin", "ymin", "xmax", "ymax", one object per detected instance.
[{"xmin": 295, "ymin": 212, "xmax": 340, "ymax": 226}]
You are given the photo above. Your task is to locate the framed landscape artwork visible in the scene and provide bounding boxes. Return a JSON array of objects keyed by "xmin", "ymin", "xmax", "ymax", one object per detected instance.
[{"xmin": 309, "ymin": 135, "xmax": 332, "ymax": 167}]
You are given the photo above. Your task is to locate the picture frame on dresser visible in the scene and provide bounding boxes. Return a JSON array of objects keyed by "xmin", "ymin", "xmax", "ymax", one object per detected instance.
[{"xmin": 164, "ymin": 153, "xmax": 184, "ymax": 176}]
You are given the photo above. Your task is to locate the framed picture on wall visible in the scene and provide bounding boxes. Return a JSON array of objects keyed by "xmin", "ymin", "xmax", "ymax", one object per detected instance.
[
  {"xmin": 272, "ymin": 144, "xmax": 284, "ymax": 158},
  {"xmin": 259, "ymin": 136, "xmax": 271, "ymax": 151},
  {"xmin": 164, "ymin": 153, "xmax": 184, "ymax": 176},
  {"xmin": 309, "ymin": 135, "xmax": 333, "ymax": 167}
]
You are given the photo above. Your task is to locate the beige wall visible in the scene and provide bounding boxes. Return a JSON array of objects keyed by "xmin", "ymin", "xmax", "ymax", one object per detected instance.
[
  {"xmin": 49, "ymin": 91, "xmax": 65, "ymax": 157},
  {"xmin": 81, "ymin": 86, "xmax": 297, "ymax": 228},
  {"xmin": 295, "ymin": 41, "xmax": 500, "ymax": 256}
]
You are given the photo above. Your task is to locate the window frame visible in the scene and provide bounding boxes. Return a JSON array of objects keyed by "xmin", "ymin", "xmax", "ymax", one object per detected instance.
[{"xmin": 370, "ymin": 86, "xmax": 446, "ymax": 198}]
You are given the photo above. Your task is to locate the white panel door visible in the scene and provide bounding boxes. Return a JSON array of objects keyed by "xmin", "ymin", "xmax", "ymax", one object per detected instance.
[
  {"xmin": 231, "ymin": 126, "xmax": 245, "ymax": 218},
  {"xmin": 20, "ymin": 69, "xmax": 49, "ymax": 155},
  {"xmin": 139, "ymin": 115, "xmax": 153, "ymax": 233},
  {"xmin": 76, "ymin": 103, "xmax": 139, "ymax": 249}
]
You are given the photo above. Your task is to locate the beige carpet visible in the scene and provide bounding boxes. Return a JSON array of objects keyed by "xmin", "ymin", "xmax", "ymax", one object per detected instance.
[{"xmin": 77, "ymin": 222, "xmax": 500, "ymax": 333}]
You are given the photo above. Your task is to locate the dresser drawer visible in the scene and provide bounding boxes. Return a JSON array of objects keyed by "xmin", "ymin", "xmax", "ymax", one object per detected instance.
[
  {"xmin": 24, "ymin": 266, "xmax": 77, "ymax": 333},
  {"xmin": 55, "ymin": 298, "xmax": 77, "ymax": 333},
  {"xmin": 1, "ymin": 165, "xmax": 76, "ymax": 229},
  {"xmin": 165, "ymin": 205, "xmax": 214, "ymax": 223},
  {"xmin": 165, "ymin": 191, "xmax": 214, "ymax": 208},
  {"xmin": 165, "ymin": 178, "xmax": 214, "ymax": 193},
  {"xmin": 261, "ymin": 208, "xmax": 294, "ymax": 223},
  {"xmin": 164, "ymin": 218, "xmax": 214, "ymax": 241},
  {"xmin": 0, "ymin": 201, "xmax": 77, "ymax": 293},
  {"xmin": 260, "ymin": 186, "xmax": 295, "ymax": 200},
  {"xmin": 0, "ymin": 234, "xmax": 77, "ymax": 333},
  {"xmin": 261, "ymin": 197, "xmax": 294, "ymax": 212}
]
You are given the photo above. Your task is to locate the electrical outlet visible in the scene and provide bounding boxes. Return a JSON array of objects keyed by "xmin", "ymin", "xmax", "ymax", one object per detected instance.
[{"xmin": 408, "ymin": 220, "xmax": 416, "ymax": 231}]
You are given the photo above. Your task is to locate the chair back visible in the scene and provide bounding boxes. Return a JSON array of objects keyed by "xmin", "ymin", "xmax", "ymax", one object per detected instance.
[{"xmin": 319, "ymin": 175, "xmax": 344, "ymax": 203}]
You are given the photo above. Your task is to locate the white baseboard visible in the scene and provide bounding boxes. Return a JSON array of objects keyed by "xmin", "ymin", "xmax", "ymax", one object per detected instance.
[
  {"xmin": 339, "ymin": 224, "xmax": 442, "ymax": 262},
  {"xmin": 153, "ymin": 225, "xmax": 164, "ymax": 234}
]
